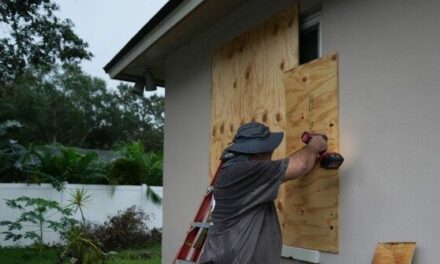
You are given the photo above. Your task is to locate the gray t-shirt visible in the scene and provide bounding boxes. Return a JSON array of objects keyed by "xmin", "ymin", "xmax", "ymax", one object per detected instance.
[{"xmin": 199, "ymin": 157, "xmax": 288, "ymax": 264}]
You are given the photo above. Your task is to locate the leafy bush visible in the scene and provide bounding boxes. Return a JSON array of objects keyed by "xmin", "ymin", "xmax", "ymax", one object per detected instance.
[
  {"xmin": 107, "ymin": 142, "xmax": 163, "ymax": 186},
  {"xmin": 85, "ymin": 206, "xmax": 161, "ymax": 252},
  {"xmin": 59, "ymin": 226, "xmax": 104, "ymax": 264}
]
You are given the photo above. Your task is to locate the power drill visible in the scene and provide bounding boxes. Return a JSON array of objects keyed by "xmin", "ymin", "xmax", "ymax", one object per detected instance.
[{"xmin": 301, "ymin": 132, "xmax": 344, "ymax": 170}]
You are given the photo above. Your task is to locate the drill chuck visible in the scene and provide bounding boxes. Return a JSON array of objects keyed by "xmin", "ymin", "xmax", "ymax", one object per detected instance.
[{"xmin": 319, "ymin": 152, "xmax": 344, "ymax": 170}]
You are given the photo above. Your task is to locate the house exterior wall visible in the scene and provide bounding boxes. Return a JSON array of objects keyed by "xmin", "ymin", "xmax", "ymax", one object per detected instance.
[{"xmin": 163, "ymin": 0, "xmax": 440, "ymax": 263}]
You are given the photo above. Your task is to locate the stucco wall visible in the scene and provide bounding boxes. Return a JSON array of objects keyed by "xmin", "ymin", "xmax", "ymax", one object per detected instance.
[
  {"xmin": 320, "ymin": 0, "xmax": 440, "ymax": 263},
  {"xmin": 163, "ymin": 0, "xmax": 440, "ymax": 263}
]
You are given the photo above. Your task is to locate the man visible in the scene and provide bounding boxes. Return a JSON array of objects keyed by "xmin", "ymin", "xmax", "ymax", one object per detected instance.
[{"xmin": 199, "ymin": 122, "xmax": 327, "ymax": 264}]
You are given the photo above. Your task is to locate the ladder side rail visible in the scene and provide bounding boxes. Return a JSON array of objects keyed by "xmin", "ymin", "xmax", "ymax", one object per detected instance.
[{"xmin": 173, "ymin": 161, "xmax": 224, "ymax": 263}]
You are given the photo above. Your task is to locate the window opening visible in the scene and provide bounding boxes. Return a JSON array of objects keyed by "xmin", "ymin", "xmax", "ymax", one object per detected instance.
[{"xmin": 300, "ymin": 11, "xmax": 321, "ymax": 64}]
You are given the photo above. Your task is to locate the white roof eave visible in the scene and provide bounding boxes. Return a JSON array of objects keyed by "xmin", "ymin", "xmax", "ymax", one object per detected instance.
[{"xmin": 107, "ymin": 0, "xmax": 206, "ymax": 79}]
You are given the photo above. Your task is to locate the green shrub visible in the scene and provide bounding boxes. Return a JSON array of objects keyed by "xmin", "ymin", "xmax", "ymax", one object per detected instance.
[
  {"xmin": 59, "ymin": 225, "xmax": 104, "ymax": 264},
  {"xmin": 29, "ymin": 145, "xmax": 108, "ymax": 190},
  {"xmin": 107, "ymin": 142, "xmax": 162, "ymax": 186},
  {"xmin": 0, "ymin": 136, "xmax": 163, "ymax": 187},
  {"xmin": 84, "ymin": 206, "xmax": 161, "ymax": 252}
]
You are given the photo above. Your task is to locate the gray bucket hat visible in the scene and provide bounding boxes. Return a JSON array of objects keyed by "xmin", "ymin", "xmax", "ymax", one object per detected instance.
[{"xmin": 225, "ymin": 122, "xmax": 284, "ymax": 154}]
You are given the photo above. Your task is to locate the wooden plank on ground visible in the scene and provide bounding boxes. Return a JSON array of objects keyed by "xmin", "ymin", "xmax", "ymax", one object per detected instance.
[
  {"xmin": 282, "ymin": 53, "xmax": 340, "ymax": 252},
  {"xmin": 372, "ymin": 242, "xmax": 416, "ymax": 264}
]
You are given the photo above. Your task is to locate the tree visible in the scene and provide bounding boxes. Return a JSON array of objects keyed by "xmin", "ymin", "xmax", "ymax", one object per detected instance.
[
  {"xmin": 0, "ymin": 0, "xmax": 92, "ymax": 84},
  {"xmin": 0, "ymin": 196, "xmax": 75, "ymax": 254},
  {"xmin": 54, "ymin": 65, "xmax": 164, "ymax": 150},
  {"xmin": 0, "ymin": 0, "xmax": 164, "ymax": 151},
  {"xmin": 0, "ymin": 65, "xmax": 164, "ymax": 151},
  {"xmin": 100, "ymin": 83, "xmax": 164, "ymax": 151}
]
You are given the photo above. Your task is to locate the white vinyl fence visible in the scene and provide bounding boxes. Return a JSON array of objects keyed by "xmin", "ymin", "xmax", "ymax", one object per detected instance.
[{"xmin": 0, "ymin": 183, "xmax": 162, "ymax": 247}]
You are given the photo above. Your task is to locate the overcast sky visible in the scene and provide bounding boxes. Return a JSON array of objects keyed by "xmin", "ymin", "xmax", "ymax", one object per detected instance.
[{"xmin": 55, "ymin": 0, "xmax": 168, "ymax": 96}]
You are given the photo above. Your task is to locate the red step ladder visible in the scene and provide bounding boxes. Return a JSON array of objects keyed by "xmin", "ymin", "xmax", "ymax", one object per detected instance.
[{"xmin": 173, "ymin": 161, "xmax": 224, "ymax": 264}]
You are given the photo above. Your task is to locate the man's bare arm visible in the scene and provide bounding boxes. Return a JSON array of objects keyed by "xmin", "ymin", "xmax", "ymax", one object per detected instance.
[{"xmin": 283, "ymin": 136, "xmax": 327, "ymax": 182}]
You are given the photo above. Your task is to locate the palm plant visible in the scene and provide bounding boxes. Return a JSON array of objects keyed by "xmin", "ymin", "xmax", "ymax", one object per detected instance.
[
  {"xmin": 0, "ymin": 120, "xmax": 22, "ymax": 141},
  {"xmin": 29, "ymin": 145, "xmax": 108, "ymax": 190},
  {"xmin": 108, "ymin": 142, "xmax": 163, "ymax": 204},
  {"xmin": 0, "ymin": 120, "xmax": 26, "ymax": 182},
  {"xmin": 58, "ymin": 188, "xmax": 104, "ymax": 264},
  {"xmin": 67, "ymin": 187, "xmax": 92, "ymax": 227},
  {"xmin": 107, "ymin": 142, "xmax": 162, "ymax": 185},
  {"xmin": 142, "ymin": 151, "xmax": 163, "ymax": 186},
  {"xmin": 146, "ymin": 185, "xmax": 162, "ymax": 206}
]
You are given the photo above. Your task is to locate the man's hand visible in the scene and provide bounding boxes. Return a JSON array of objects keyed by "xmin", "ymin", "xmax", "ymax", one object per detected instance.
[
  {"xmin": 283, "ymin": 133, "xmax": 328, "ymax": 182},
  {"xmin": 308, "ymin": 134, "xmax": 328, "ymax": 153}
]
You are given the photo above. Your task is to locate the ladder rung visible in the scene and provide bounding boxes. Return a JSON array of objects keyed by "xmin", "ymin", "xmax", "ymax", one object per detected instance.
[
  {"xmin": 191, "ymin": 222, "xmax": 212, "ymax": 229},
  {"xmin": 175, "ymin": 260, "xmax": 197, "ymax": 264}
]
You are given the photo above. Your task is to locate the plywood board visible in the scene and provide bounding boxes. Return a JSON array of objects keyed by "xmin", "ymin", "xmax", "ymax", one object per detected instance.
[
  {"xmin": 372, "ymin": 242, "xmax": 416, "ymax": 264},
  {"xmin": 210, "ymin": 4, "xmax": 299, "ymax": 233},
  {"xmin": 282, "ymin": 53, "xmax": 340, "ymax": 252},
  {"xmin": 210, "ymin": 4, "xmax": 299, "ymax": 175}
]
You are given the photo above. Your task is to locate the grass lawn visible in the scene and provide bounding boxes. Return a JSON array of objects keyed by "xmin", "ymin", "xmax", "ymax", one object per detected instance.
[{"xmin": 0, "ymin": 244, "xmax": 161, "ymax": 264}]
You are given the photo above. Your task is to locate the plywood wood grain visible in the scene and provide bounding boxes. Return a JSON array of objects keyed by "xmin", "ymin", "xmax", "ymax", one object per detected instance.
[
  {"xmin": 282, "ymin": 54, "xmax": 339, "ymax": 252},
  {"xmin": 210, "ymin": 4, "xmax": 299, "ymax": 233},
  {"xmin": 372, "ymin": 242, "xmax": 416, "ymax": 264},
  {"xmin": 210, "ymin": 5, "xmax": 340, "ymax": 253},
  {"xmin": 210, "ymin": 4, "xmax": 299, "ymax": 175}
]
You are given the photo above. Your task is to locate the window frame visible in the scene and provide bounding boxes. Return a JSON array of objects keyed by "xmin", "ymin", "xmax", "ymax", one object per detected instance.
[{"xmin": 300, "ymin": 11, "xmax": 322, "ymax": 62}]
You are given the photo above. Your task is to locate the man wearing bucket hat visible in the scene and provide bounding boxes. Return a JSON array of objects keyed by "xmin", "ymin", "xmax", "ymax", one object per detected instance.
[{"xmin": 199, "ymin": 122, "xmax": 327, "ymax": 264}]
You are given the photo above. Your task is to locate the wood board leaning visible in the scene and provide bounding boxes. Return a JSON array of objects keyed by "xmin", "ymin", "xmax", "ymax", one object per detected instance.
[{"xmin": 282, "ymin": 53, "xmax": 340, "ymax": 252}]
